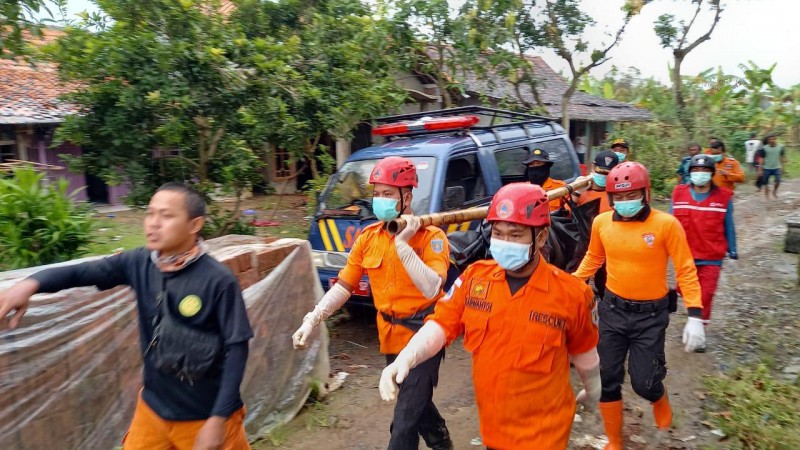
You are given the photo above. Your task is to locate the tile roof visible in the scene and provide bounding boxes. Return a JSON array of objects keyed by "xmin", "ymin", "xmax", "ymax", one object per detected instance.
[
  {"xmin": 0, "ymin": 59, "xmax": 77, "ymax": 124},
  {"xmin": 426, "ymin": 47, "xmax": 652, "ymax": 122}
]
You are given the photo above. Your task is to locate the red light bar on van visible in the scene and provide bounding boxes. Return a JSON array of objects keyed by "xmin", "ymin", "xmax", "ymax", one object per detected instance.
[{"xmin": 372, "ymin": 115, "xmax": 480, "ymax": 136}]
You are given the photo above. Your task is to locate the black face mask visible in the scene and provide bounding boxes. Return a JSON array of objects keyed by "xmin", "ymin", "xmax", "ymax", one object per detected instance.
[{"xmin": 526, "ymin": 166, "xmax": 551, "ymax": 186}]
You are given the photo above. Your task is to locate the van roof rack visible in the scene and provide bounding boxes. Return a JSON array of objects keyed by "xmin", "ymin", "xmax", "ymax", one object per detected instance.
[{"xmin": 374, "ymin": 106, "xmax": 554, "ymax": 131}]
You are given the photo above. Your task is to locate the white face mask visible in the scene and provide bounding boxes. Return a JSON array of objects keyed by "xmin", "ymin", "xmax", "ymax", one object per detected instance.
[{"xmin": 490, "ymin": 238, "xmax": 533, "ymax": 271}]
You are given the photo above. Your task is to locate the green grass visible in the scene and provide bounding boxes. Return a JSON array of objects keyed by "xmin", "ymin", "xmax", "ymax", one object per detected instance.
[
  {"xmin": 85, "ymin": 218, "xmax": 146, "ymax": 257},
  {"xmin": 705, "ymin": 365, "xmax": 800, "ymax": 450}
]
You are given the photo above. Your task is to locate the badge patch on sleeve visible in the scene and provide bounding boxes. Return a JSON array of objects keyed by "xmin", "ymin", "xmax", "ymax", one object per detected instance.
[{"xmin": 431, "ymin": 239, "xmax": 444, "ymax": 253}]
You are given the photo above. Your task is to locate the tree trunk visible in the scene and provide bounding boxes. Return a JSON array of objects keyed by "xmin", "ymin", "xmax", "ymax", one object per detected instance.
[
  {"xmin": 673, "ymin": 53, "xmax": 693, "ymax": 135},
  {"xmin": 561, "ymin": 82, "xmax": 578, "ymax": 135}
]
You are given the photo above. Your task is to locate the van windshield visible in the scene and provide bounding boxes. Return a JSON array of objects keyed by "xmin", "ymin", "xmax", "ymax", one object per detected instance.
[{"xmin": 317, "ymin": 157, "xmax": 437, "ymax": 218}]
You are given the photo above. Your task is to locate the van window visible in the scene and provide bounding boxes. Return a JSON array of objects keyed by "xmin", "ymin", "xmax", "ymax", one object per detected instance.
[
  {"xmin": 536, "ymin": 139, "xmax": 575, "ymax": 180},
  {"xmin": 318, "ymin": 157, "xmax": 436, "ymax": 216},
  {"xmin": 495, "ymin": 138, "xmax": 576, "ymax": 185},
  {"xmin": 495, "ymin": 147, "xmax": 529, "ymax": 185},
  {"xmin": 442, "ymin": 154, "xmax": 487, "ymax": 211}
]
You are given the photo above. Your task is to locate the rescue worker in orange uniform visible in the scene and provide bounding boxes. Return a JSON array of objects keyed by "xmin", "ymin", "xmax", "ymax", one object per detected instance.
[
  {"xmin": 671, "ymin": 155, "xmax": 737, "ymax": 351},
  {"xmin": 573, "ymin": 162, "xmax": 705, "ymax": 449},
  {"xmin": 523, "ymin": 148, "xmax": 567, "ymax": 211},
  {"xmin": 706, "ymin": 140, "xmax": 744, "ymax": 191},
  {"xmin": 292, "ymin": 156, "xmax": 453, "ymax": 450},
  {"xmin": 575, "ymin": 150, "xmax": 620, "ymax": 214},
  {"xmin": 573, "ymin": 150, "xmax": 620, "ymax": 299},
  {"xmin": 379, "ymin": 183, "xmax": 601, "ymax": 450}
]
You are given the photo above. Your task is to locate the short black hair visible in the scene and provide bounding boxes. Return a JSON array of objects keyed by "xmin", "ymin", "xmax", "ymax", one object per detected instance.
[
  {"xmin": 688, "ymin": 142, "xmax": 701, "ymax": 150},
  {"xmin": 156, "ymin": 182, "xmax": 206, "ymax": 219},
  {"xmin": 710, "ymin": 140, "xmax": 725, "ymax": 150}
]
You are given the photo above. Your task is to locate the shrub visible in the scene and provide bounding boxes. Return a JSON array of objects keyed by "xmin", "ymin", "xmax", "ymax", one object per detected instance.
[{"xmin": 0, "ymin": 167, "xmax": 94, "ymax": 269}]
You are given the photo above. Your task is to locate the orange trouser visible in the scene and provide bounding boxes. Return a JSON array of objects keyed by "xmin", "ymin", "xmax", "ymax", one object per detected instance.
[{"xmin": 122, "ymin": 395, "xmax": 250, "ymax": 450}]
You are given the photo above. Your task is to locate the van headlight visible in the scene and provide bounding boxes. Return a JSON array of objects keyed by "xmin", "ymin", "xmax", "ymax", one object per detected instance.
[{"xmin": 312, "ymin": 251, "xmax": 327, "ymax": 268}]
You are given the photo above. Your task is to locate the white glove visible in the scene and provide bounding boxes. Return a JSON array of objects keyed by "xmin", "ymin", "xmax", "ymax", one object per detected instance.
[
  {"xmin": 380, "ymin": 354, "xmax": 413, "ymax": 402},
  {"xmin": 682, "ymin": 317, "xmax": 706, "ymax": 353},
  {"xmin": 292, "ymin": 283, "xmax": 351, "ymax": 349},
  {"xmin": 395, "ymin": 214, "xmax": 421, "ymax": 244},
  {"xmin": 378, "ymin": 321, "xmax": 446, "ymax": 402},
  {"xmin": 292, "ymin": 321, "xmax": 315, "ymax": 349}
]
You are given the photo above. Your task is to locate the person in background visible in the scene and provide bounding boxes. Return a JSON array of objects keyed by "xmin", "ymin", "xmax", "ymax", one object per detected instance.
[
  {"xmin": 671, "ymin": 155, "xmax": 737, "ymax": 351},
  {"xmin": 759, "ymin": 134, "xmax": 788, "ymax": 199},
  {"xmin": 610, "ymin": 138, "xmax": 630, "ymax": 163},
  {"xmin": 744, "ymin": 132, "xmax": 762, "ymax": 176},
  {"xmin": 575, "ymin": 135, "xmax": 587, "ymax": 164},
  {"xmin": 523, "ymin": 148, "xmax": 567, "ymax": 212},
  {"xmin": 676, "ymin": 143, "xmax": 702, "ymax": 184},
  {"xmin": 707, "ymin": 140, "xmax": 745, "ymax": 191},
  {"xmin": 573, "ymin": 150, "xmax": 621, "ymax": 301}
]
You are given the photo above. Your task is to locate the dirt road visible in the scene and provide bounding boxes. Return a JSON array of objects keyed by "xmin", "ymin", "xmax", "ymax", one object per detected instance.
[{"xmin": 253, "ymin": 180, "xmax": 800, "ymax": 450}]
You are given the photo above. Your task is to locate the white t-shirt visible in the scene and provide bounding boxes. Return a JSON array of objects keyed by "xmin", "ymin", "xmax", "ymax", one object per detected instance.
[
  {"xmin": 575, "ymin": 136, "xmax": 587, "ymax": 154},
  {"xmin": 744, "ymin": 139, "xmax": 761, "ymax": 163}
]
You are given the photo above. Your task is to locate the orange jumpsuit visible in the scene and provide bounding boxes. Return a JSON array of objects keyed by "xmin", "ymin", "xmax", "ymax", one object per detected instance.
[
  {"xmin": 542, "ymin": 178, "xmax": 567, "ymax": 211},
  {"xmin": 577, "ymin": 188, "xmax": 612, "ymax": 214},
  {"xmin": 711, "ymin": 156, "xmax": 745, "ymax": 190},
  {"xmin": 428, "ymin": 259, "xmax": 598, "ymax": 449},
  {"xmin": 338, "ymin": 222, "xmax": 450, "ymax": 354}
]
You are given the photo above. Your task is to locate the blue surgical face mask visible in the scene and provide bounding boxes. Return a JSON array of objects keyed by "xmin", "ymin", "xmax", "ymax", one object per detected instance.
[
  {"xmin": 690, "ymin": 172, "xmax": 712, "ymax": 186},
  {"xmin": 372, "ymin": 197, "xmax": 399, "ymax": 221},
  {"xmin": 710, "ymin": 154, "xmax": 724, "ymax": 163},
  {"xmin": 614, "ymin": 151, "xmax": 627, "ymax": 162},
  {"xmin": 593, "ymin": 173, "xmax": 608, "ymax": 188},
  {"xmin": 614, "ymin": 198, "xmax": 645, "ymax": 218},
  {"xmin": 490, "ymin": 238, "xmax": 533, "ymax": 271}
]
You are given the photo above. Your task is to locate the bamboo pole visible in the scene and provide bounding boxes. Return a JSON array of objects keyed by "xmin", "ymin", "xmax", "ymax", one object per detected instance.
[{"xmin": 387, "ymin": 176, "xmax": 592, "ymax": 235}]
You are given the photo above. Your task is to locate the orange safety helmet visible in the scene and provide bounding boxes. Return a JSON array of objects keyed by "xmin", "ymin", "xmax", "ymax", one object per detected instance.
[
  {"xmin": 487, "ymin": 183, "xmax": 550, "ymax": 227},
  {"xmin": 606, "ymin": 161, "xmax": 651, "ymax": 202},
  {"xmin": 369, "ymin": 156, "xmax": 418, "ymax": 188}
]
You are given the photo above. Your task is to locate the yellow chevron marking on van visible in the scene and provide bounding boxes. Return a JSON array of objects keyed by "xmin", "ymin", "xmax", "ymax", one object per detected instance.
[
  {"xmin": 446, "ymin": 223, "xmax": 459, "ymax": 233},
  {"xmin": 326, "ymin": 219, "xmax": 346, "ymax": 252},
  {"xmin": 459, "ymin": 221, "xmax": 471, "ymax": 231},
  {"xmin": 318, "ymin": 220, "xmax": 334, "ymax": 251}
]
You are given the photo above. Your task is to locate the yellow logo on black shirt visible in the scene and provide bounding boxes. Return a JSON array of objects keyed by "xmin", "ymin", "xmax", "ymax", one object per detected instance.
[{"xmin": 178, "ymin": 295, "xmax": 202, "ymax": 317}]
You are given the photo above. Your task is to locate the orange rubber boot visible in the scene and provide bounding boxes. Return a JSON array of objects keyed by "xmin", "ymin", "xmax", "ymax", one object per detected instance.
[
  {"xmin": 599, "ymin": 400, "xmax": 624, "ymax": 450},
  {"xmin": 652, "ymin": 392, "xmax": 673, "ymax": 430}
]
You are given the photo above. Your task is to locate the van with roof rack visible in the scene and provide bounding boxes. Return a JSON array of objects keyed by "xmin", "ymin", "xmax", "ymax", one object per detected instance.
[{"xmin": 309, "ymin": 107, "xmax": 580, "ymax": 310}]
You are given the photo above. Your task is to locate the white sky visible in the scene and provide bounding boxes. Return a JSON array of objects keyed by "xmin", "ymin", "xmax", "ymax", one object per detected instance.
[{"xmin": 60, "ymin": 0, "xmax": 800, "ymax": 87}]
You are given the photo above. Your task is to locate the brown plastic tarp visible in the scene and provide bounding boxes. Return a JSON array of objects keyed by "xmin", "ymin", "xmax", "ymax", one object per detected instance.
[{"xmin": 0, "ymin": 237, "xmax": 329, "ymax": 449}]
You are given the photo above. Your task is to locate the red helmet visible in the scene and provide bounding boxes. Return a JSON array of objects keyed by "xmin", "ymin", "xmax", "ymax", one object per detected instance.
[
  {"xmin": 369, "ymin": 156, "xmax": 418, "ymax": 188},
  {"xmin": 606, "ymin": 161, "xmax": 651, "ymax": 201},
  {"xmin": 487, "ymin": 183, "xmax": 550, "ymax": 227}
]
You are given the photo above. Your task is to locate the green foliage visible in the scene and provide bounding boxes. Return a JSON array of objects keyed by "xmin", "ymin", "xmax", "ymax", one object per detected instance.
[
  {"xmin": 202, "ymin": 204, "xmax": 255, "ymax": 239},
  {"xmin": 582, "ymin": 63, "xmax": 800, "ymax": 191},
  {"xmin": 705, "ymin": 365, "xmax": 800, "ymax": 450},
  {"xmin": 0, "ymin": 0, "xmax": 71, "ymax": 58},
  {"xmin": 46, "ymin": 0, "xmax": 402, "ymax": 202},
  {"xmin": 0, "ymin": 167, "xmax": 94, "ymax": 269}
]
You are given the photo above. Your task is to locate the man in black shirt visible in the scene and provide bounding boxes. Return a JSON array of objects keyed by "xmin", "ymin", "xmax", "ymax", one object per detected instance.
[{"xmin": 0, "ymin": 183, "xmax": 253, "ymax": 450}]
